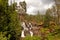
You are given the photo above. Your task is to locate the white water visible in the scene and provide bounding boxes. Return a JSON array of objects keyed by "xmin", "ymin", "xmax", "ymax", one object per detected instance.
[
  {"xmin": 21, "ymin": 30, "xmax": 25, "ymax": 37},
  {"xmin": 21, "ymin": 22, "xmax": 33, "ymax": 37},
  {"xmin": 30, "ymin": 31, "xmax": 33, "ymax": 36}
]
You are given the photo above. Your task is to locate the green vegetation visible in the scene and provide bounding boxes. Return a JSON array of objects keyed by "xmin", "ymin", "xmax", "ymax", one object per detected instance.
[
  {"xmin": 24, "ymin": 36, "xmax": 41, "ymax": 40},
  {"xmin": 0, "ymin": 0, "xmax": 21, "ymax": 40},
  {"xmin": 0, "ymin": 0, "xmax": 60, "ymax": 40}
]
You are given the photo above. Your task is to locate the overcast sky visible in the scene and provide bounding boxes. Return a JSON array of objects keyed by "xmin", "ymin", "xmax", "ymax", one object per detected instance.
[{"xmin": 9, "ymin": 0, "xmax": 55, "ymax": 15}]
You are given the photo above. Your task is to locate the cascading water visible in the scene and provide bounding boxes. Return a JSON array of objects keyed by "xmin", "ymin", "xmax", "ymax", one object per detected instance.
[
  {"xmin": 21, "ymin": 30, "xmax": 25, "ymax": 37},
  {"xmin": 21, "ymin": 22, "xmax": 28, "ymax": 37},
  {"xmin": 21, "ymin": 22, "xmax": 33, "ymax": 38},
  {"xmin": 30, "ymin": 31, "xmax": 33, "ymax": 37},
  {"xmin": 28, "ymin": 23, "xmax": 33, "ymax": 37}
]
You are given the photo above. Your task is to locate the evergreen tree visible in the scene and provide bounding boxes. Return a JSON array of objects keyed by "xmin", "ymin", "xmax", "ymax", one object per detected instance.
[{"xmin": 0, "ymin": 0, "xmax": 21, "ymax": 40}]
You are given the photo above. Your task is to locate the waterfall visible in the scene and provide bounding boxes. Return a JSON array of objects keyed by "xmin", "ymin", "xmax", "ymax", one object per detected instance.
[
  {"xmin": 28, "ymin": 23, "xmax": 33, "ymax": 37},
  {"xmin": 30, "ymin": 31, "xmax": 33, "ymax": 37},
  {"xmin": 21, "ymin": 30, "xmax": 25, "ymax": 37},
  {"xmin": 21, "ymin": 22, "xmax": 33, "ymax": 37},
  {"xmin": 21, "ymin": 22, "xmax": 28, "ymax": 37}
]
